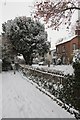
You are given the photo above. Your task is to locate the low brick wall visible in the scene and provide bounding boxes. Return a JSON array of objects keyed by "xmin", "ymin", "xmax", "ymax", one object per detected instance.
[
  {"xmin": 19, "ymin": 64, "xmax": 65, "ymax": 85},
  {"xmin": 19, "ymin": 64, "xmax": 80, "ymax": 118}
]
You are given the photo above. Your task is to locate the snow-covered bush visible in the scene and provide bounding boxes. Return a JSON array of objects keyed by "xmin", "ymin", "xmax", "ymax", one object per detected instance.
[
  {"xmin": 72, "ymin": 50, "xmax": 80, "ymax": 112},
  {"xmin": 19, "ymin": 65, "xmax": 80, "ymax": 116},
  {"xmin": 60, "ymin": 74, "xmax": 80, "ymax": 113},
  {"xmin": 72, "ymin": 62, "xmax": 80, "ymax": 111},
  {"xmin": 73, "ymin": 62, "xmax": 80, "ymax": 80},
  {"xmin": 72, "ymin": 49, "xmax": 80, "ymax": 63}
]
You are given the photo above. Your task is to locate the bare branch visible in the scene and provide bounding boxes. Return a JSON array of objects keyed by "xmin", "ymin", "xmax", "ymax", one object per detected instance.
[
  {"xmin": 62, "ymin": 7, "xmax": 80, "ymax": 11},
  {"xmin": 33, "ymin": 0, "xmax": 79, "ymax": 29}
]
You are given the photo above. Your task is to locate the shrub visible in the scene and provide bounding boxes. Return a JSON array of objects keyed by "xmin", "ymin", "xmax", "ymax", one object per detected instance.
[
  {"xmin": 73, "ymin": 62, "xmax": 80, "ymax": 81},
  {"xmin": 2, "ymin": 59, "xmax": 12, "ymax": 71}
]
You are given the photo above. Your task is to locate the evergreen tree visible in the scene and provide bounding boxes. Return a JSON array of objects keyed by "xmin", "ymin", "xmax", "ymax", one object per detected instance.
[
  {"xmin": 2, "ymin": 16, "xmax": 50, "ymax": 65},
  {"xmin": 2, "ymin": 34, "xmax": 16, "ymax": 70}
]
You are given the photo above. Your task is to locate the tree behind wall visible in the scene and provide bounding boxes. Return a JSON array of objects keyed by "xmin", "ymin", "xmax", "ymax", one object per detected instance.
[{"xmin": 2, "ymin": 16, "xmax": 50, "ymax": 65}]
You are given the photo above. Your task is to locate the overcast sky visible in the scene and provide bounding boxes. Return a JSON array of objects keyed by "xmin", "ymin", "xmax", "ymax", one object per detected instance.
[{"xmin": 0, "ymin": 0, "xmax": 78, "ymax": 48}]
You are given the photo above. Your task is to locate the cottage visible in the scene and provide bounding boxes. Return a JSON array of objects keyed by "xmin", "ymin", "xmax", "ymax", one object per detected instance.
[{"xmin": 56, "ymin": 30, "xmax": 80, "ymax": 64}]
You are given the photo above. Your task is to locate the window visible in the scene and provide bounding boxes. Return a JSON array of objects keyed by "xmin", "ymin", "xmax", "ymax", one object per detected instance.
[
  {"xmin": 72, "ymin": 43, "xmax": 76, "ymax": 50},
  {"xmin": 56, "ymin": 47, "xmax": 59, "ymax": 53},
  {"xmin": 62, "ymin": 45, "xmax": 65, "ymax": 52}
]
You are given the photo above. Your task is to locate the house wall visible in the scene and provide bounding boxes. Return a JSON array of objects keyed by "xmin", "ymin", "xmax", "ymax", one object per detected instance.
[
  {"xmin": 56, "ymin": 41, "xmax": 70, "ymax": 64},
  {"xmin": 56, "ymin": 36, "xmax": 80, "ymax": 64},
  {"xmin": 44, "ymin": 51, "xmax": 52, "ymax": 63},
  {"xmin": 70, "ymin": 36, "xmax": 80, "ymax": 56},
  {"xmin": 75, "ymin": 29, "xmax": 80, "ymax": 36},
  {"xmin": 78, "ymin": 36, "xmax": 80, "ymax": 48},
  {"xmin": 52, "ymin": 50, "xmax": 57, "ymax": 64}
]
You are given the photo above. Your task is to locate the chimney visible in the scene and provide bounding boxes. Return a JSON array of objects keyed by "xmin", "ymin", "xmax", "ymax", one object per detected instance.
[{"xmin": 75, "ymin": 29, "xmax": 80, "ymax": 36}]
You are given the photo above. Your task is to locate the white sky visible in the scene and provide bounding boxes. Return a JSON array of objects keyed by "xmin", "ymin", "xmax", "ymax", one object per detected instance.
[{"xmin": 0, "ymin": 0, "xmax": 78, "ymax": 49}]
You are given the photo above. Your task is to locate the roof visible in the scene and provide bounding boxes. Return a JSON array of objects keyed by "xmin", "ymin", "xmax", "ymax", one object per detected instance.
[
  {"xmin": 56, "ymin": 35, "xmax": 78, "ymax": 46},
  {"xmin": 50, "ymin": 48, "xmax": 56, "ymax": 51}
]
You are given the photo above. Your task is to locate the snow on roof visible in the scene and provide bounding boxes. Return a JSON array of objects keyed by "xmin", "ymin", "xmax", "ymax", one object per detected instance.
[
  {"xmin": 50, "ymin": 47, "xmax": 56, "ymax": 51},
  {"xmin": 56, "ymin": 35, "xmax": 78, "ymax": 46}
]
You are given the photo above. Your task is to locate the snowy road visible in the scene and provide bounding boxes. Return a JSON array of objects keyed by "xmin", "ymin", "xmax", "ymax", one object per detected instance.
[{"xmin": 2, "ymin": 71, "xmax": 74, "ymax": 118}]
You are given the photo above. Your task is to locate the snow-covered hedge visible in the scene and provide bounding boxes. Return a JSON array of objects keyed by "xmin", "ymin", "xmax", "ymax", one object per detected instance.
[{"xmin": 19, "ymin": 64, "xmax": 80, "ymax": 119}]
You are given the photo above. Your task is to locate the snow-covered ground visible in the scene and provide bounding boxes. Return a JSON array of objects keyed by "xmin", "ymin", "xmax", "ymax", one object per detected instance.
[
  {"xmin": 0, "ymin": 73, "xmax": 2, "ymax": 119},
  {"xmin": 32, "ymin": 64, "xmax": 74, "ymax": 75},
  {"xmin": 2, "ymin": 71, "xmax": 74, "ymax": 118}
]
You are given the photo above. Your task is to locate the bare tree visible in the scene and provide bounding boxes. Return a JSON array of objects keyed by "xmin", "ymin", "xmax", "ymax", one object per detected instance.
[{"xmin": 34, "ymin": 0, "xmax": 80, "ymax": 30}]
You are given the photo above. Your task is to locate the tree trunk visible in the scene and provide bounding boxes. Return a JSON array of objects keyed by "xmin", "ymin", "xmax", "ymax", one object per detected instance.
[
  {"xmin": 23, "ymin": 54, "xmax": 29, "ymax": 64},
  {"xmin": 23, "ymin": 54, "xmax": 33, "ymax": 65},
  {"xmin": 29, "ymin": 56, "xmax": 33, "ymax": 65}
]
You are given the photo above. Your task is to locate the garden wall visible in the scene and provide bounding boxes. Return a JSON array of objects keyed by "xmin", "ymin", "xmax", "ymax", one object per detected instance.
[{"xmin": 19, "ymin": 64, "xmax": 80, "ymax": 119}]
